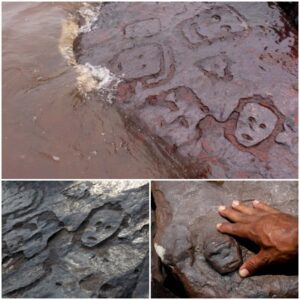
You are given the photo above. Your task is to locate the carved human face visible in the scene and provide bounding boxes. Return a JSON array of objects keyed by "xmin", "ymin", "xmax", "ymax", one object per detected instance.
[
  {"xmin": 81, "ymin": 209, "xmax": 122, "ymax": 247},
  {"xmin": 182, "ymin": 6, "xmax": 247, "ymax": 45},
  {"xmin": 193, "ymin": 8, "xmax": 246, "ymax": 40},
  {"xmin": 235, "ymin": 103, "xmax": 277, "ymax": 147},
  {"xmin": 112, "ymin": 44, "xmax": 162, "ymax": 79},
  {"xmin": 203, "ymin": 235, "xmax": 242, "ymax": 274}
]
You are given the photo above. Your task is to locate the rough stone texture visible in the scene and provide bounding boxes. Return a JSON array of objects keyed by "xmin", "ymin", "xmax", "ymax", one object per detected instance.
[
  {"xmin": 75, "ymin": 2, "xmax": 298, "ymax": 178},
  {"xmin": 2, "ymin": 181, "xmax": 149, "ymax": 298},
  {"xmin": 152, "ymin": 181, "xmax": 298, "ymax": 298},
  {"xmin": 202, "ymin": 228, "xmax": 242, "ymax": 274}
]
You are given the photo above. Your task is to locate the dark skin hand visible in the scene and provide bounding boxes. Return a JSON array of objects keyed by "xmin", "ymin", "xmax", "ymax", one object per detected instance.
[{"xmin": 216, "ymin": 200, "xmax": 298, "ymax": 278}]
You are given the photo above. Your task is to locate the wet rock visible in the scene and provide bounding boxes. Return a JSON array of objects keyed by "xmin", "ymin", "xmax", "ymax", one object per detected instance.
[
  {"xmin": 76, "ymin": 2, "xmax": 298, "ymax": 178},
  {"xmin": 152, "ymin": 181, "xmax": 298, "ymax": 298},
  {"xmin": 2, "ymin": 181, "xmax": 149, "ymax": 298},
  {"xmin": 139, "ymin": 86, "xmax": 208, "ymax": 153}
]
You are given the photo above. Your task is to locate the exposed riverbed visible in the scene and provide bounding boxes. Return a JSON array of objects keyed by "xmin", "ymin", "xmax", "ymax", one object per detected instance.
[{"xmin": 3, "ymin": 2, "xmax": 298, "ymax": 179}]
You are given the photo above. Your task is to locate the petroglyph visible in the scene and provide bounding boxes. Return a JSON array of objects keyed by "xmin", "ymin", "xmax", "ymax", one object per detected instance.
[
  {"xmin": 152, "ymin": 181, "xmax": 298, "ymax": 298},
  {"xmin": 74, "ymin": 2, "xmax": 297, "ymax": 178},
  {"xmin": 2, "ymin": 181, "xmax": 149, "ymax": 298},
  {"xmin": 235, "ymin": 103, "xmax": 277, "ymax": 147}
]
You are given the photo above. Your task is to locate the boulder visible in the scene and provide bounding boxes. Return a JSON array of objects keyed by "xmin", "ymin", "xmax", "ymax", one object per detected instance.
[
  {"xmin": 75, "ymin": 2, "xmax": 298, "ymax": 178},
  {"xmin": 152, "ymin": 181, "xmax": 298, "ymax": 297}
]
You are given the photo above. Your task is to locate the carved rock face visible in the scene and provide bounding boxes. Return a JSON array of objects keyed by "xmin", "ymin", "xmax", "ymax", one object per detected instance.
[
  {"xmin": 2, "ymin": 181, "xmax": 149, "ymax": 298},
  {"xmin": 203, "ymin": 234, "xmax": 242, "ymax": 274},
  {"xmin": 76, "ymin": 2, "xmax": 297, "ymax": 178},
  {"xmin": 4, "ymin": 211, "xmax": 62, "ymax": 258},
  {"xmin": 235, "ymin": 103, "xmax": 277, "ymax": 147},
  {"xmin": 81, "ymin": 209, "xmax": 123, "ymax": 247},
  {"xmin": 152, "ymin": 181, "xmax": 298, "ymax": 298},
  {"xmin": 111, "ymin": 44, "xmax": 163, "ymax": 79},
  {"xmin": 139, "ymin": 86, "xmax": 208, "ymax": 151},
  {"xmin": 180, "ymin": 6, "xmax": 248, "ymax": 45}
]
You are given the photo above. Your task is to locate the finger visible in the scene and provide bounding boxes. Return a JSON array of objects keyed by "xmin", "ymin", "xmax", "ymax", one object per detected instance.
[
  {"xmin": 218, "ymin": 205, "xmax": 252, "ymax": 223},
  {"xmin": 239, "ymin": 250, "xmax": 270, "ymax": 277},
  {"xmin": 252, "ymin": 200, "xmax": 280, "ymax": 213},
  {"xmin": 231, "ymin": 200, "xmax": 256, "ymax": 215},
  {"xmin": 216, "ymin": 222, "xmax": 250, "ymax": 239}
]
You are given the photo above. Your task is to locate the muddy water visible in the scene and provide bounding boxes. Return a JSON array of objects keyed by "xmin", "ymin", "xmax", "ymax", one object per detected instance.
[{"xmin": 3, "ymin": 2, "xmax": 176, "ymax": 179}]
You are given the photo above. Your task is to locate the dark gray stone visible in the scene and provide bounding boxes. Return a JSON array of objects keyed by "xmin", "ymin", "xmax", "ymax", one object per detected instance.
[
  {"xmin": 81, "ymin": 209, "xmax": 123, "ymax": 247},
  {"xmin": 2, "ymin": 181, "xmax": 149, "ymax": 298},
  {"xmin": 75, "ymin": 2, "xmax": 298, "ymax": 179},
  {"xmin": 152, "ymin": 181, "xmax": 298, "ymax": 298}
]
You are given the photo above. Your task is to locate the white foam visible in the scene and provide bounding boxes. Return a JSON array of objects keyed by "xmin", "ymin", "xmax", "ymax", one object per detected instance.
[
  {"xmin": 75, "ymin": 63, "xmax": 121, "ymax": 103},
  {"xmin": 59, "ymin": 3, "xmax": 122, "ymax": 101},
  {"xmin": 78, "ymin": 3, "xmax": 102, "ymax": 33}
]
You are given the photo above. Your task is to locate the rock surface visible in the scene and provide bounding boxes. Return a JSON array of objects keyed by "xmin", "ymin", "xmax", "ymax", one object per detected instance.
[
  {"xmin": 202, "ymin": 229, "xmax": 242, "ymax": 274},
  {"xmin": 152, "ymin": 181, "xmax": 298, "ymax": 298},
  {"xmin": 75, "ymin": 2, "xmax": 298, "ymax": 178},
  {"xmin": 2, "ymin": 181, "xmax": 149, "ymax": 298}
]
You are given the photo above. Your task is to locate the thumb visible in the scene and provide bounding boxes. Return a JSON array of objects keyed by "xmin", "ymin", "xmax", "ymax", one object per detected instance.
[{"xmin": 239, "ymin": 250, "xmax": 269, "ymax": 278}]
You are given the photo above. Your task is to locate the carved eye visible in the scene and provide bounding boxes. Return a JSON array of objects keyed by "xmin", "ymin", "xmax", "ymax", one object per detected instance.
[
  {"xmin": 248, "ymin": 116, "xmax": 256, "ymax": 123},
  {"xmin": 211, "ymin": 15, "xmax": 221, "ymax": 22},
  {"xmin": 259, "ymin": 123, "xmax": 266, "ymax": 129}
]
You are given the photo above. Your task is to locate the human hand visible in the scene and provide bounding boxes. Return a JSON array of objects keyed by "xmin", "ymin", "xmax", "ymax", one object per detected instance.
[{"xmin": 216, "ymin": 200, "xmax": 298, "ymax": 278}]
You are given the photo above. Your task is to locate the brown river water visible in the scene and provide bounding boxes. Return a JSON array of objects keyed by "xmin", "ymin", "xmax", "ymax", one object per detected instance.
[{"xmin": 3, "ymin": 2, "xmax": 176, "ymax": 179}]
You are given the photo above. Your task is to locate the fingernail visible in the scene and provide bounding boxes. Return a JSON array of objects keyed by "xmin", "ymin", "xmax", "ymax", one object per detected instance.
[
  {"xmin": 232, "ymin": 200, "xmax": 240, "ymax": 207},
  {"xmin": 253, "ymin": 200, "xmax": 260, "ymax": 206},
  {"xmin": 218, "ymin": 205, "xmax": 226, "ymax": 212},
  {"xmin": 216, "ymin": 223, "xmax": 222, "ymax": 230},
  {"xmin": 239, "ymin": 268, "xmax": 249, "ymax": 278}
]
